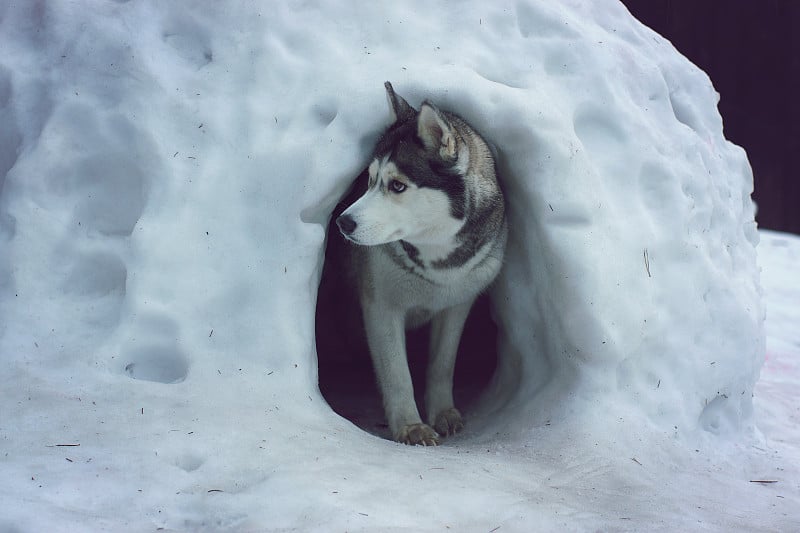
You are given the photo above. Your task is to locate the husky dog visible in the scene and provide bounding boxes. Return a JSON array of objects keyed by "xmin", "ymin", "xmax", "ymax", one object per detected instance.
[{"xmin": 335, "ymin": 82, "xmax": 507, "ymax": 446}]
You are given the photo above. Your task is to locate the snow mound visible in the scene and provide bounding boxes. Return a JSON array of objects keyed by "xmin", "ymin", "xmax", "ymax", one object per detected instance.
[
  {"xmin": 0, "ymin": 0, "xmax": 768, "ymax": 530},
  {"xmin": 480, "ymin": 9, "xmax": 764, "ymax": 437}
]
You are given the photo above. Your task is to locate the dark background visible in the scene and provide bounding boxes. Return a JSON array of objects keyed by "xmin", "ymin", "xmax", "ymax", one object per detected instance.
[{"xmin": 621, "ymin": 0, "xmax": 800, "ymax": 235}]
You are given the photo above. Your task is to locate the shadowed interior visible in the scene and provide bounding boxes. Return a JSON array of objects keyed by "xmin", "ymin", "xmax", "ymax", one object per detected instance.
[{"xmin": 315, "ymin": 178, "xmax": 499, "ymax": 440}]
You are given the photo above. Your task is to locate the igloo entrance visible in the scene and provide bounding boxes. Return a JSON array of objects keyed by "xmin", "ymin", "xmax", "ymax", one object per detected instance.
[{"xmin": 315, "ymin": 179, "xmax": 502, "ymax": 442}]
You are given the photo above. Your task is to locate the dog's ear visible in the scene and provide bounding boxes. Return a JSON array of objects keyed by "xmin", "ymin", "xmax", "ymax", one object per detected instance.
[
  {"xmin": 417, "ymin": 102, "xmax": 458, "ymax": 161},
  {"xmin": 384, "ymin": 82, "xmax": 415, "ymax": 124}
]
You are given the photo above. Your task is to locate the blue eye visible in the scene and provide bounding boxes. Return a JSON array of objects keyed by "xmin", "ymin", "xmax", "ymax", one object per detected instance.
[{"xmin": 390, "ymin": 180, "xmax": 407, "ymax": 193}]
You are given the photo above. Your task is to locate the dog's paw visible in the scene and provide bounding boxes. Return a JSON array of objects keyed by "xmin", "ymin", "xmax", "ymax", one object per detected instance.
[
  {"xmin": 433, "ymin": 408, "xmax": 464, "ymax": 437},
  {"xmin": 396, "ymin": 423, "xmax": 440, "ymax": 446}
]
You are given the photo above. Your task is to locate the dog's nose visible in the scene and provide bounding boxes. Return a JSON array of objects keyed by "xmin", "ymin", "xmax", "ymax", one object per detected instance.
[{"xmin": 336, "ymin": 214, "xmax": 357, "ymax": 235}]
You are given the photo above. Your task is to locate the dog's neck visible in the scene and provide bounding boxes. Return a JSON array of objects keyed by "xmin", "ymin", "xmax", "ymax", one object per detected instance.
[{"xmin": 398, "ymin": 236, "xmax": 460, "ymax": 265}]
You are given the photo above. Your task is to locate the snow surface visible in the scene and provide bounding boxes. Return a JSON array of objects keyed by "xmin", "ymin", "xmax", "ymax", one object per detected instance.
[{"xmin": 0, "ymin": 1, "xmax": 796, "ymax": 531}]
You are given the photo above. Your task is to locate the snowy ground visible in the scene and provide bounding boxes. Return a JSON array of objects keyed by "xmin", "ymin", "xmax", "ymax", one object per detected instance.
[
  {"xmin": 0, "ymin": 232, "xmax": 797, "ymax": 532},
  {"xmin": 0, "ymin": 1, "xmax": 797, "ymax": 531}
]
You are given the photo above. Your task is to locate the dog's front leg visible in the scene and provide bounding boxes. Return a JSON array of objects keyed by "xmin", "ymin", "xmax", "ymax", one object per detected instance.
[
  {"xmin": 426, "ymin": 299, "xmax": 475, "ymax": 437},
  {"xmin": 363, "ymin": 302, "xmax": 439, "ymax": 446}
]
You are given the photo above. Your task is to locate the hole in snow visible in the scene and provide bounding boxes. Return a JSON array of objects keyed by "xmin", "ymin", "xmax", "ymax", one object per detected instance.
[
  {"xmin": 315, "ymin": 176, "xmax": 499, "ymax": 441},
  {"xmin": 163, "ymin": 31, "xmax": 213, "ymax": 69},
  {"xmin": 174, "ymin": 453, "xmax": 204, "ymax": 473},
  {"xmin": 123, "ymin": 344, "xmax": 189, "ymax": 384},
  {"xmin": 699, "ymin": 394, "xmax": 737, "ymax": 436},
  {"xmin": 311, "ymin": 101, "xmax": 338, "ymax": 127},
  {"xmin": 63, "ymin": 251, "xmax": 127, "ymax": 297},
  {"xmin": 668, "ymin": 90, "xmax": 700, "ymax": 133}
]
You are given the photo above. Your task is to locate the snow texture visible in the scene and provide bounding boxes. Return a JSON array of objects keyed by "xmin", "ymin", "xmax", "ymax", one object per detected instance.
[{"xmin": 0, "ymin": 1, "xmax": 796, "ymax": 531}]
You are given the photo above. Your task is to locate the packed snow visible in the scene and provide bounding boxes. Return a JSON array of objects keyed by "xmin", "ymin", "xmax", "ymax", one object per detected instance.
[{"xmin": 0, "ymin": 1, "xmax": 797, "ymax": 531}]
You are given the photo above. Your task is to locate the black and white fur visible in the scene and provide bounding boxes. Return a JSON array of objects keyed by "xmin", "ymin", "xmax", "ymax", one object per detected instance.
[{"xmin": 336, "ymin": 82, "xmax": 507, "ymax": 445}]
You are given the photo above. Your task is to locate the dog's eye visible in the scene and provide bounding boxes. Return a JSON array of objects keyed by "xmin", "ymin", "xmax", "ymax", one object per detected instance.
[{"xmin": 389, "ymin": 180, "xmax": 407, "ymax": 193}]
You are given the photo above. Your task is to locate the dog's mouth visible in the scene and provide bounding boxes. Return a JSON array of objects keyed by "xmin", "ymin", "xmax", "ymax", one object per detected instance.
[
  {"xmin": 337, "ymin": 223, "xmax": 404, "ymax": 246},
  {"xmin": 340, "ymin": 231, "xmax": 362, "ymax": 245},
  {"xmin": 340, "ymin": 230, "xmax": 405, "ymax": 247}
]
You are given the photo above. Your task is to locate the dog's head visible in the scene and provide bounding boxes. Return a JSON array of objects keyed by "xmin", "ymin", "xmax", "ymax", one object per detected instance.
[{"xmin": 336, "ymin": 82, "xmax": 473, "ymax": 246}]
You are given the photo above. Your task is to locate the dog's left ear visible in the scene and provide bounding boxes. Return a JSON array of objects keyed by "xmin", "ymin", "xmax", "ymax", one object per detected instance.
[
  {"xmin": 385, "ymin": 81, "xmax": 415, "ymax": 124},
  {"xmin": 417, "ymin": 102, "xmax": 459, "ymax": 161}
]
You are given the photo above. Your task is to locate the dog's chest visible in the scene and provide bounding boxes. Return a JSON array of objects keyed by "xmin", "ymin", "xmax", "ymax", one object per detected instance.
[
  {"xmin": 388, "ymin": 241, "xmax": 476, "ymax": 281},
  {"xmin": 373, "ymin": 239, "xmax": 500, "ymax": 310}
]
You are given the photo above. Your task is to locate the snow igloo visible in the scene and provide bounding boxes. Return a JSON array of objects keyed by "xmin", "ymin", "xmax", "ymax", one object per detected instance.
[
  {"xmin": 0, "ymin": 0, "xmax": 768, "ymax": 528},
  {"xmin": 0, "ymin": 0, "xmax": 767, "ymax": 522},
  {"xmin": 311, "ymin": 1, "xmax": 764, "ymax": 443}
]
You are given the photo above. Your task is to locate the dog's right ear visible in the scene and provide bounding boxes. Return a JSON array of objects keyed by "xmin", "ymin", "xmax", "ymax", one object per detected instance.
[{"xmin": 385, "ymin": 82, "xmax": 415, "ymax": 124}]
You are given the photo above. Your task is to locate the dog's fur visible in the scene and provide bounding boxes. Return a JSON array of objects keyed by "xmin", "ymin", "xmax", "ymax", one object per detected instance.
[{"xmin": 335, "ymin": 82, "xmax": 507, "ymax": 445}]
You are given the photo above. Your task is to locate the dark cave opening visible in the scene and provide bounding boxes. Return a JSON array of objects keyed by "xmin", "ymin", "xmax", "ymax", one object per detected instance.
[{"xmin": 314, "ymin": 181, "xmax": 499, "ymax": 441}]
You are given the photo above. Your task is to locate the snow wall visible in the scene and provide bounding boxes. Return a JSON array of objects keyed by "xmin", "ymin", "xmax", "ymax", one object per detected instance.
[{"xmin": 1, "ymin": 0, "xmax": 762, "ymax": 472}]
